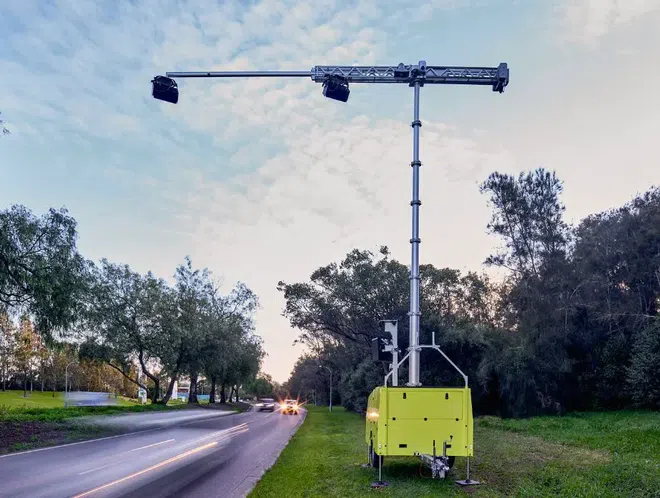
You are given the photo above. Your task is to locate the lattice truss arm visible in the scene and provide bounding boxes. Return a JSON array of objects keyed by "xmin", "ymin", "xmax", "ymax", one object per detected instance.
[{"xmin": 311, "ymin": 61, "xmax": 509, "ymax": 91}]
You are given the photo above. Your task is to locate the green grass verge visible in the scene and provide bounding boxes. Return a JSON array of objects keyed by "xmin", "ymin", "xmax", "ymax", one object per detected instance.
[
  {"xmin": 250, "ymin": 407, "xmax": 660, "ymax": 498},
  {"xmin": 0, "ymin": 390, "xmax": 195, "ymax": 423}
]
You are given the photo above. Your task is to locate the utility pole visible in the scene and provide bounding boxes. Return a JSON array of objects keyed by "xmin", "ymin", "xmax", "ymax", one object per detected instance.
[{"xmin": 151, "ymin": 62, "xmax": 509, "ymax": 387}]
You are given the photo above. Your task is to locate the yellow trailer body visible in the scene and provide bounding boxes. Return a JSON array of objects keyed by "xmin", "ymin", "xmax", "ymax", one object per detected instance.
[{"xmin": 365, "ymin": 386, "xmax": 474, "ymax": 458}]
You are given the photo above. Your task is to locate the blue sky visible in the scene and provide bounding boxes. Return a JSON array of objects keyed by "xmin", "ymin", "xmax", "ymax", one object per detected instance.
[{"xmin": 2, "ymin": 0, "xmax": 659, "ymax": 381}]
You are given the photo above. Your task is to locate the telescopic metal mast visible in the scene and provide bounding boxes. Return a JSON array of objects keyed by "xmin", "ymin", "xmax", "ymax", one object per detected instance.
[{"xmin": 152, "ymin": 61, "xmax": 510, "ymax": 387}]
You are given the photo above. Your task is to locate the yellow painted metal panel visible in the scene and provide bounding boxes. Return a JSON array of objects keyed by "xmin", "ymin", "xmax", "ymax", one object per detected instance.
[{"xmin": 366, "ymin": 386, "xmax": 474, "ymax": 458}]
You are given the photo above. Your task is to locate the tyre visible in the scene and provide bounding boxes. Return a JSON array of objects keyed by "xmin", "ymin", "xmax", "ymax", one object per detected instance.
[{"xmin": 447, "ymin": 456, "xmax": 455, "ymax": 469}]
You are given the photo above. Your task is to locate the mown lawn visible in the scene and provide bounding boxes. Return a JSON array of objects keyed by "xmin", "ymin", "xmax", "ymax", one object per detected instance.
[
  {"xmin": 0, "ymin": 390, "xmax": 190, "ymax": 422},
  {"xmin": 250, "ymin": 406, "xmax": 660, "ymax": 498},
  {"xmin": 0, "ymin": 390, "xmax": 69, "ymax": 409}
]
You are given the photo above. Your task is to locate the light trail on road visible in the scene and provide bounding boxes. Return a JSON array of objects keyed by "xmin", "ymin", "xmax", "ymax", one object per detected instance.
[{"xmin": 72, "ymin": 441, "xmax": 219, "ymax": 498}]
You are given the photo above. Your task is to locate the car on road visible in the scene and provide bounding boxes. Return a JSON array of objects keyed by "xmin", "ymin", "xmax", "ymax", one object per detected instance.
[
  {"xmin": 255, "ymin": 398, "xmax": 276, "ymax": 412},
  {"xmin": 281, "ymin": 399, "xmax": 300, "ymax": 415}
]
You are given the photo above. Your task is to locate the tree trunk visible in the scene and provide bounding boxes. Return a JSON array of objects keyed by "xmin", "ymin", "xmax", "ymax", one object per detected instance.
[
  {"xmin": 23, "ymin": 371, "xmax": 27, "ymax": 398},
  {"xmin": 220, "ymin": 382, "xmax": 226, "ymax": 404},
  {"xmin": 209, "ymin": 377, "xmax": 217, "ymax": 404},
  {"xmin": 159, "ymin": 349, "xmax": 184, "ymax": 405},
  {"xmin": 235, "ymin": 385, "xmax": 239, "ymax": 403},
  {"xmin": 159, "ymin": 371, "xmax": 179, "ymax": 405},
  {"xmin": 149, "ymin": 378, "xmax": 160, "ymax": 404},
  {"xmin": 188, "ymin": 372, "xmax": 199, "ymax": 404},
  {"xmin": 41, "ymin": 368, "xmax": 45, "ymax": 392},
  {"xmin": 137, "ymin": 351, "xmax": 160, "ymax": 404},
  {"xmin": 229, "ymin": 385, "xmax": 235, "ymax": 403}
]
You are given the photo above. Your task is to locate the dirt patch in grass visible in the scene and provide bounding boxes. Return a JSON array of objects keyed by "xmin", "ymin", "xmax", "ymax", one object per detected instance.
[{"xmin": 0, "ymin": 420, "xmax": 113, "ymax": 455}]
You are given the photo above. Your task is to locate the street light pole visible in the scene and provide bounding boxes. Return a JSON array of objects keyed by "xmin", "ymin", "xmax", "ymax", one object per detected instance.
[
  {"xmin": 64, "ymin": 361, "xmax": 75, "ymax": 408},
  {"xmin": 151, "ymin": 61, "xmax": 509, "ymax": 386}
]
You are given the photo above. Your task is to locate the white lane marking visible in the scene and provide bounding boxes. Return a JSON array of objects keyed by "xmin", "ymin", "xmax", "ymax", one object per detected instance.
[
  {"xmin": 124, "ymin": 438, "xmax": 175, "ymax": 454},
  {"xmin": 78, "ymin": 463, "xmax": 115, "ymax": 475}
]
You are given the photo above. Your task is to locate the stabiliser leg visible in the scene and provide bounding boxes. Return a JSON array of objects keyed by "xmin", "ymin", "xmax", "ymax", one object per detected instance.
[
  {"xmin": 456, "ymin": 457, "xmax": 481, "ymax": 486},
  {"xmin": 370, "ymin": 451, "xmax": 389, "ymax": 489}
]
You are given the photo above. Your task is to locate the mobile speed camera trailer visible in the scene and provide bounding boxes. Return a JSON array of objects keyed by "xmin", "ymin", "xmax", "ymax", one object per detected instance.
[
  {"xmin": 151, "ymin": 59, "xmax": 509, "ymax": 488},
  {"xmin": 369, "ymin": 322, "xmax": 475, "ymax": 487}
]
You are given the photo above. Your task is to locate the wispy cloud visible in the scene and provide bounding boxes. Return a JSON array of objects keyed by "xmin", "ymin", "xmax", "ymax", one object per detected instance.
[{"xmin": 556, "ymin": 0, "xmax": 660, "ymax": 46}]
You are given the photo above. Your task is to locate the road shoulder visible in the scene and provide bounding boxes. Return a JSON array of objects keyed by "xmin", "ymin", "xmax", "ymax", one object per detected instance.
[{"xmin": 233, "ymin": 410, "xmax": 307, "ymax": 498}]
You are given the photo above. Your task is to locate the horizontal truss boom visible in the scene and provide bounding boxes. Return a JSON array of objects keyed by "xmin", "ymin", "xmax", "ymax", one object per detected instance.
[{"xmin": 166, "ymin": 62, "xmax": 509, "ymax": 90}]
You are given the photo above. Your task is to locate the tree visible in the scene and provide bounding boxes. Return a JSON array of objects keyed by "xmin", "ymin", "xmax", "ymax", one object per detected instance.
[
  {"xmin": 85, "ymin": 260, "xmax": 170, "ymax": 403},
  {"xmin": 279, "ymin": 246, "xmax": 498, "ymax": 412},
  {"xmin": 478, "ymin": 168, "xmax": 574, "ymax": 416},
  {"xmin": 13, "ymin": 316, "xmax": 40, "ymax": 397},
  {"xmin": 0, "ymin": 310, "xmax": 16, "ymax": 391},
  {"xmin": 0, "ymin": 205, "xmax": 91, "ymax": 337},
  {"xmin": 170, "ymin": 257, "xmax": 215, "ymax": 404},
  {"xmin": 244, "ymin": 373, "xmax": 275, "ymax": 399},
  {"xmin": 626, "ymin": 320, "xmax": 660, "ymax": 408},
  {"xmin": 480, "ymin": 168, "xmax": 568, "ymax": 277}
]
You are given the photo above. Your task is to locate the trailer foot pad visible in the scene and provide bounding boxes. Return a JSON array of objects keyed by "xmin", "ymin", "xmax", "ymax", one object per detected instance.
[
  {"xmin": 456, "ymin": 479, "xmax": 481, "ymax": 486},
  {"xmin": 371, "ymin": 481, "xmax": 390, "ymax": 489}
]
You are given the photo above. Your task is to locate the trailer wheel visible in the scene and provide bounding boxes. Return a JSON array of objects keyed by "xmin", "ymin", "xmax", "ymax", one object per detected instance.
[
  {"xmin": 447, "ymin": 456, "xmax": 455, "ymax": 469},
  {"xmin": 370, "ymin": 441, "xmax": 383, "ymax": 469}
]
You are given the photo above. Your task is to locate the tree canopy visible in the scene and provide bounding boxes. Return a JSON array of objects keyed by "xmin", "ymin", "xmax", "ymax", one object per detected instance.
[
  {"xmin": 282, "ymin": 170, "xmax": 660, "ymax": 416},
  {"xmin": 1, "ymin": 204, "xmax": 265, "ymax": 404}
]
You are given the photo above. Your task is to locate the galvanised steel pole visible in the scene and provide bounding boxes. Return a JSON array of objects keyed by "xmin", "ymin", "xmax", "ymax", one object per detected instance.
[{"xmin": 408, "ymin": 81, "xmax": 422, "ymax": 387}]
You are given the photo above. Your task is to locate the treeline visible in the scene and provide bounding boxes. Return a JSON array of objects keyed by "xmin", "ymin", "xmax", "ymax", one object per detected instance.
[
  {"xmin": 0, "ymin": 205, "xmax": 264, "ymax": 404},
  {"xmin": 0, "ymin": 314, "xmax": 137, "ymax": 395},
  {"xmin": 281, "ymin": 169, "xmax": 660, "ymax": 417}
]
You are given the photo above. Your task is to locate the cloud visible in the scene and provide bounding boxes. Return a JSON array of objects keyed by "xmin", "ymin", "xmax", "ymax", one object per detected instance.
[{"xmin": 556, "ymin": 0, "xmax": 660, "ymax": 45}]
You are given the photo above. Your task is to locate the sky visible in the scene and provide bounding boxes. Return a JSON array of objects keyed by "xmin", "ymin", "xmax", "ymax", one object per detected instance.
[{"xmin": 1, "ymin": 0, "xmax": 659, "ymax": 382}]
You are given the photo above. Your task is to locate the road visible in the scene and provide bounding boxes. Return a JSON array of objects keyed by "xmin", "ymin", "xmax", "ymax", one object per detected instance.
[{"xmin": 0, "ymin": 408, "xmax": 304, "ymax": 498}]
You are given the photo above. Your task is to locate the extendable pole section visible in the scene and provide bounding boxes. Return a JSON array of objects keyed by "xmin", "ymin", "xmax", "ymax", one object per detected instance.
[{"xmin": 408, "ymin": 81, "xmax": 422, "ymax": 387}]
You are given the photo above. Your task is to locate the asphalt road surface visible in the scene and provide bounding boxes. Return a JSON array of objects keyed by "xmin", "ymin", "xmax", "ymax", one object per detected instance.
[{"xmin": 0, "ymin": 408, "xmax": 305, "ymax": 498}]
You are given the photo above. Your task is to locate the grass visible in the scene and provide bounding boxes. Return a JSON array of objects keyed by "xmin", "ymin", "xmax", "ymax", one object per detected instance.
[
  {"xmin": 0, "ymin": 390, "xmax": 194, "ymax": 423},
  {"xmin": 0, "ymin": 390, "xmax": 68, "ymax": 409},
  {"xmin": 249, "ymin": 406, "xmax": 660, "ymax": 498}
]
